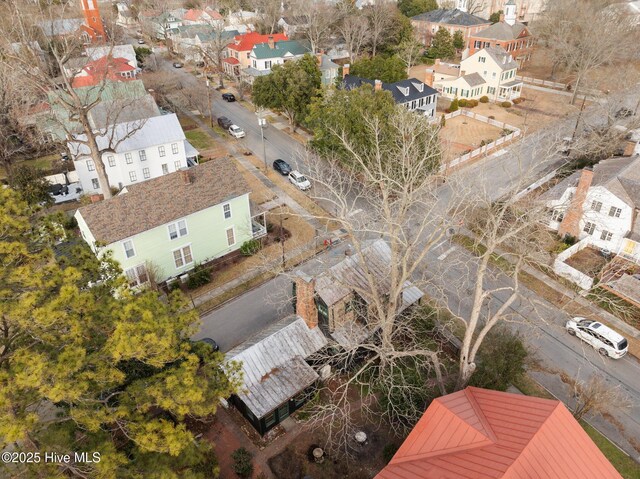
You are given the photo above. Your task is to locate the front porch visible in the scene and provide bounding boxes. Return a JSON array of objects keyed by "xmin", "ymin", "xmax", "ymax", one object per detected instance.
[
  {"xmin": 498, "ymin": 80, "xmax": 523, "ymax": 101},
  {"xmin": 251, "ymin": 206, "xmax": 267, "ymax": 239}
]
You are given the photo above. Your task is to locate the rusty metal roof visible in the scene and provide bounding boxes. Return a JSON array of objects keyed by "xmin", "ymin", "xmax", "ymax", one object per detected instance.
[
  {"xmin": 375, "ymin": 387, "xmax": 622, "ymax": 479},
  {"xmin": 225, "ymin": 316, "xmax": 327, "ymax": 419}
]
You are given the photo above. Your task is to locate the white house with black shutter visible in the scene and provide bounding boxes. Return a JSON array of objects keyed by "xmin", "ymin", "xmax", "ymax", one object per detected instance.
[{"xmin": 343, "ymin": 72, "xmax": 438, "ymax": 119}]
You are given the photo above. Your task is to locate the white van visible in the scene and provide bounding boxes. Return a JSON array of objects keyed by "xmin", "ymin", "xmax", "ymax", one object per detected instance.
[{"xmin": 565, "ymin": 317, "xmax": 628, "ymax": 359}]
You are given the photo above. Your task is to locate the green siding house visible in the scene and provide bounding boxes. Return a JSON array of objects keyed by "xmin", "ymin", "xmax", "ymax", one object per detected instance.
[{"xmin": 75, "ymin": 158, "xmax": 266, "ymax": 286}]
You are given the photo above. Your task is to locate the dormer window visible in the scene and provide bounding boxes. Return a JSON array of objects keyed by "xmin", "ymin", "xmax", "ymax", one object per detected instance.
[
  {"xmin": 397, "ymin": 86, "xmax": 409, "ymax": 96},
  {"xmin": 412, "ymin": 82, "xmax": 424, "ymax": 92}
]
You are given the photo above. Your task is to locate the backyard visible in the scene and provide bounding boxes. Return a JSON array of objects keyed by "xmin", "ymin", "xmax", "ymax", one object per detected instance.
[{"xmin": 439, "ymin": 113, "xmax": 505, "ymax": 162}]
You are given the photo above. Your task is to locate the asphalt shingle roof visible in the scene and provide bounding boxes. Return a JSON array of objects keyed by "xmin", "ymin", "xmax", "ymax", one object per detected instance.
[
  {"xmin": 77, "ymin": 158, "xmax": 250, "ymax": 244},
  {"xmin": 483, "ymin": 46, "xmax": 519, "ymax": 70},
  {"xmin": 343, "ymin": 75, "xmax": 438, "ymax": 105},
  {"xmin": 473, "ymin": 21, "xmax": 529, "ymax": 41},
  {"xmin": 411, "ymin": 8, "xmax": 490, "ymax": 26}
]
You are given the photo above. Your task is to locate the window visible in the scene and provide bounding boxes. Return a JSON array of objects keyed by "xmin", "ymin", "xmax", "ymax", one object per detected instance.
[
  {"xmin": 474, "ymin": 40, "xmax": 481, "ymax": 48},
  {"xmin": 551, "ymin": 209, "xmax": 564, "ymax": 222},
  {"xmin": 601, "ymin": 230, "xmax": 613, "ymax": 241},
  {"xmin": 609, "ymin": 206, "xmax": 622, "ymax": 218},
  {"xmin": 158, "ymin": 145, "xmax": 166, "ymax": 157},
  {"xmin": 223, "ymin": 203, "xmax": 231, "ymax": 219},
  {"xmin": 583, "ymin": 222, "xmax": 595, "ymax": 235},
  {"xmin": 264, "ymin": 411, "xmax": 276, "ymax": 428},
  {"xmin": 173, "ymin": 245, "xmax": 193, "ymax": 268},
  {"xmin": 174, "ymin": 160, "xmax": 182, "ymax": 170},
  {"xmin": 125, "ymin": 264, "xmax": 149, "ymax": 287},
  {"xmin": 129, "ymin": 171, "xmax": 137, "ymax": 182},
  {"xmin": 487, "ymin": 86, "xmax": 496, "ymax": 94},
  {"xmin": 492, "ymin": 72, "xmax": 496, "ymax": 79},
  {"xmin": 123, "ymin": 240, "xmax": 136, "ymax": 258},
  {"xmin": 87, "ymin": 159, "xmax": 95, "ymax": 171},
  {"xmin": 91, "ymin": 178, "xmax": 99, "ymax": 189},
  {"xmin": 139, "ymin": 150, "xmax": 147, "ymax": 161},
  {"xmin": 226, "ymin": 227, "xmax": 235, "ymax": 246},
  {"xmin": 265, "ymin": 60, "xmax": 272, "ymax": 69},
  {"xmin": 162, "ymin": 164, "xmax": 169, "ymax": 175},
  {"xmin": 168, "ymin": 219, "xmax": 188, "ymax": 240},
  {"xmin": 171, "ymin": 143, "xmax": 179, "ymax": 155},
  {"xmin": 591, "ymin": 200, "xmax": 602, "ymax": 212},
  {"xmin": 125, "ymin": 152, "xmax": 133, "ymax": 164},
  {"xmin": 252, "ymin": 60, "xmax": 257, "ymax": 68},
  {"xmin": 108, "ymin": 155, "xmax": 116, "ymax": 167},
  {"xmin": 143, "ymin": 167, "xmax": 150, "ymax": 179},
  {"xmin": 478, "ymin": 56, "xmax": 486, "ymax": 63}
]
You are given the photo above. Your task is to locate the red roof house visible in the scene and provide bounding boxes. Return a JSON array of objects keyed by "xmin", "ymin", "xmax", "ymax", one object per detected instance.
[
  {"xmin": 375, "ymin": 387, "xmax": 622, "ymax": 479},
  {"xmin": 72, "ymin": 56, "xmax": 136, "ymax": 88},
  {"xmin": 223, "ymin": 32, "xmax": 288, "ymax": 76}
]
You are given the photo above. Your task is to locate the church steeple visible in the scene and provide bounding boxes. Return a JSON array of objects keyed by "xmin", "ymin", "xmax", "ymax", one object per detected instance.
[
  {"xmin": 504, "ymin": 0, "xmax": 517, "ymax": 26},
  {"xmin": 456, "ymin": 0, "xmax": 468, "ymax": 12},
  {"xmin": 80, "ymin": 0, "xmax": 106, "ymax": 42}
]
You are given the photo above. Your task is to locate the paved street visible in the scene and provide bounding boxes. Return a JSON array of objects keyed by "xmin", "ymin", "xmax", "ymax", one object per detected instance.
[
  {"xmin": 424, "ymin": 239, "xmax": 640, "ymax": 460},
  {"xmin": 142, "ymin": 41, "xmax": 640, "ymax": 458}
]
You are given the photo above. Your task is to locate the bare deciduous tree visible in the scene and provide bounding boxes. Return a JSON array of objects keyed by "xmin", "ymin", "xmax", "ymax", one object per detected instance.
[
  {"xmin": 336, "ymin": 6, "xmax": 371, "ymax": 63},
  {"xmin": 534, "ymin": 0, "xmax": 638, "ymax": 104},
  {"xmin": 0, "ymin": 1, "xmax": 150, "ymax": 199},
  {"xmin": 303, "ymin": 1, "xmax": 335, "ymax": 54},
  {"xmin": 254, "ymin": 0, "xmax": 283, "ymax": 34},
  {"xmin": 395, "ymin": 36, "xmax": 423, "ymax": 75},
  {"xmin": 569, "ymin": 374, "xmax": 630, "ymax": 422},
  {"xmin": 364, "ymin": 1, "xmax": 395, "ymax": 57}
]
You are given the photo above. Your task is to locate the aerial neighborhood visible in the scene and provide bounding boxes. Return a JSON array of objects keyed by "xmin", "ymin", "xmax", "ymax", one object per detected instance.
[{"xmin": 1, "ymin": 0, "xmax": 640, "ymax": 478}]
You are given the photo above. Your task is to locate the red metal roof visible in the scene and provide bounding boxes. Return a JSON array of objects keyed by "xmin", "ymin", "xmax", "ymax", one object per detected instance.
[
  {"xmin": 72, "ymin": 56, "xmax": 135, "ymax": 88},
  {"xmin": 227, "ymin": 32, "xmax": 288, "ymax": 52},
  {"xmin": 223, "ymin": 57, "xmax": 240, "ymax": 65},
  {"xmin": 375, "ymin": 387, "xmax": 622, "ymax": 479}
]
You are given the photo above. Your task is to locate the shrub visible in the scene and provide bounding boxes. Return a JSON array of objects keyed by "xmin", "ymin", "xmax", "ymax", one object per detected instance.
[
  {"xmin": 232, "ymin": 448, "xmax": 253, "ymax": 478},
  {"xmin": 458, "ymin": 98, "xmax": 468, "ymax": 107},
  {"xmin": 562, "ymin": 234, "xmax": 577, "ymax": 246},
  {"xmin": 469, "ymin": 327, "xmax": 528, "ymax": 391},
  {"xmin": 187, "ymin": 263, "xmax": 211, "ymax": 289},
  {"xmin": 488, "ymin": 115, "xmax": 495, "ymax": 119},
  {"xmin": 512, "ymin": 97, "xmax": 525, "ymax": 104},
  {"xmin": 501, "ymin": 101, "xmax": 512, "ymax": 108},
  {"xmin": 440, "ymin": 114, "xmax": 446, "ymax": 127},
  {"xmin": 479, "ymin": 95, "xmax": 489, "ymax": 103},
  {"xmin": 382, "ymin": 443, "xmax": 399, "ymax": 463},
  {"xmin": 240, "ymin": 239, "xmax": 261, "ymax": 256},
  {"xmin": 449, "ymin": 97, "xmax": 459, "ymax": 112},
  {"xmin": 468, "ymin": 99, "xmax": 479, "ymax": 107}
]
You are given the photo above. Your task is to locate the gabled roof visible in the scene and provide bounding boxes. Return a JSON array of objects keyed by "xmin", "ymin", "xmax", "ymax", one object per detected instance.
[
  {"xmin": 251, "ymin": 39, "xmax": 310, "ymax": 59},
  {"xmin": 226, "ymin": 315, "xmax": 328, "ymax": 419},
  {"xmin": 343, "ymin": 75, "xmax": 438, "ymax": 104},
  {"xmin": 462, "ymin": 72, "xmax": 485, "ymax": 87},
  {"xmin": 592, "ymin": 156, "xmax": 640, "ymax": 207},
  {"xmin": 314, "ymin": 239, "xmax": 424, "ymax": 310},
  {"xmin": 228, "ymin": 32, "xmax": 288, "ymax": 52},
  {"xmin": 473, "ymin": 20, "xmax": 529, "ymax": 41},
  {"xmin": 375, "ymin": 387, "xmax": 622, "ymax": 479},
  {"xmin": 468, "ymin": 46, "xmax": 518, "ymax": 71},
  {"xmin": 69, "ymin": 113, "xmax": 185, "ymax": 159},
  {"xmin": 87, "ymin": 44, "xmax": 138, "ymax": 69},
  {"xmin": 72, "ymin": 56, "xmax": 136, "ymax": 88},
  {"xmin": 38, "ymin": 18, "xmax": 84, "ymax": 37},
  {"xmin": 77, "ymin": 158, "xmax": 248, "ymax": 244},
  {"xmin": 183, "ymin": 7, "xmax": 222, "ymax": 22},
  {"xmin": 411, "ymin": 8, "xmax": 490, "ymax": 27}
]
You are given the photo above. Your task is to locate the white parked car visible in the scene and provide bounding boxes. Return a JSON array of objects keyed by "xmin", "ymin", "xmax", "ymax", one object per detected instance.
[
  {"xmin": 228, "ymin": 125, "xmax": 245, "ymax": 138},
  {"xmin": 288, "ymin": 170, "xmax": 311, "ymax": 191},
  {"xmin": 565, "ymin": 317, "xmax": 628, "ymax": 359}
]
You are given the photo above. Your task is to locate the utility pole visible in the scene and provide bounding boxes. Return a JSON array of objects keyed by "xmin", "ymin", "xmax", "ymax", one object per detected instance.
[
  {"xmin": 257, "ymin": 110, "xmax": 267, "ymax": 173},
  {"xmin": 280, "ymin": 213, "xmax": 285, "ymax": 268},
  {"xmin": 205, "ymin": 80, "xmax": 213, "ymax": 127},
  {"xmin": 571, "ymin": 93, "xmax": 588, "ymax": 142}
]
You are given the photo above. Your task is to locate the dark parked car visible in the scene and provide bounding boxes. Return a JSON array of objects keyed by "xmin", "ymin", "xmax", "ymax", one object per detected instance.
[
  {"xmin": 196, "ymin": 337, "xmax": 220, "ymax": 352},
  {"xmin": 222, "ymin": 93, "xmax": 236, "ymax": 102},
  {"xmin": 217, "ymin": 116, "xmax": 233, "ymax": 129},
  {"xmin": 273, "ymin": 159, "xmax": 292, "ymax": 175}
]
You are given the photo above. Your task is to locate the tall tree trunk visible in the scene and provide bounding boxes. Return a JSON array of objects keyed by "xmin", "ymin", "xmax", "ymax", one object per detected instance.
[
  {"xmin": 79, "ymin": 110, "xmax": 112, "ymax": 200},
  {"xmin": 570, "ymin": 72, "xmax": 583, "ymax": 105}
]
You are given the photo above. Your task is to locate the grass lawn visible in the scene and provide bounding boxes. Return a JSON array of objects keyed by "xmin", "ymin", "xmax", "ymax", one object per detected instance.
[
  {"xmin": 0, "ymin": 153, "xmax": 59, "ymax": 180},
  {"xmin": 185, "ymin": 129, "xmax": 218, "ymax": 151},
  {"xmin": 581, "ymin": 422, "xmax": 640, "ymax": 479}
]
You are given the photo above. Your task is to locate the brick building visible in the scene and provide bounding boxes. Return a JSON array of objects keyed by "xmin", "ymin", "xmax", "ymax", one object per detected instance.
[
  {"xmin": 411, "ymin": 8, "xmax": 491, "ymax": 48},
  {"xmin": 466, "ymin": 0, "xmax": 534, "ymax": 66}
]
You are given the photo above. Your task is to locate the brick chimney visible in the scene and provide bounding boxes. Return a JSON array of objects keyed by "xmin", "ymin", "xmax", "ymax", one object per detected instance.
[
  {"xmin": 558, "ymin": 168, "xmax": 594, "ymax": 239},
  {"xmin": 267, "ymin": 35, "xmax": 275, "ymax": 49},
  {"xmin": 295, "ymin": 272, "xmax": 317, "ymax": 329},
  {"xmin": 460, "ymin": 70, "xmax": 466, "ymax": 76},
  {"xmin": 315, "ymin": 52, "xmax": 322, "ymax": 65},
  {"xmin": 499, "ymin": 13, "xmax": 505, "ymax": 22},
  {"xmin": 424, "ymin": 68, "xmax": 434, "ymax": 86},
  {"xmin": 435, "ymin": 59, "xmax": 441, "ymax": 66},
  {"xmin": 180, "ymin": 168, "xmax": 192, "ymax": 185},
  {"xmin": 374, "ymin": 79, "xmax": 382, "ymax": 91},
  {"xmin": 342, "ymin": 63, "xmax": 350, "ymax": 78}
]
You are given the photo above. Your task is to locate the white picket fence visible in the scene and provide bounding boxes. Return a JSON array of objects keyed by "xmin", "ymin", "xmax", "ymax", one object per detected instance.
[
  {"xmin": 516, "ymin": 75, "xmax": 600, "ymax": 96},
  {"xmin": 440, "ymin": 110, "xmax": 521, "ymax": 171}
]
